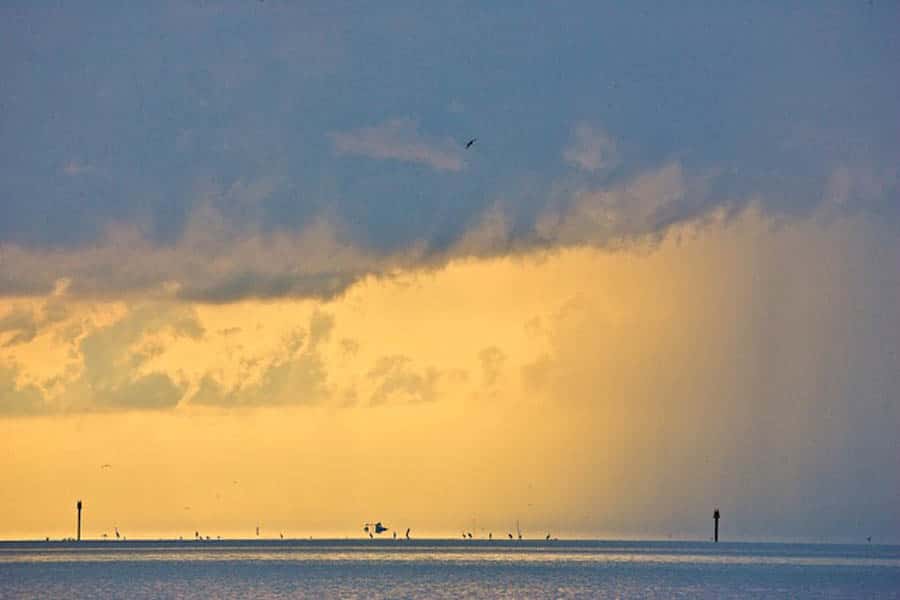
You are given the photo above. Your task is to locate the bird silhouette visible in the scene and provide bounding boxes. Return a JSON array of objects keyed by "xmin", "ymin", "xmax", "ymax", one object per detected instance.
[
  {"xmin": 364, "ymin": 522, "xmax": 388, "ymax": 534},
  {"xmin": 465, "ymin": 138, "xmax": 477, "ymax": 149},
  {"xmin": 405, "ymin": 528, "xmax": 411, "ymax": 540}
]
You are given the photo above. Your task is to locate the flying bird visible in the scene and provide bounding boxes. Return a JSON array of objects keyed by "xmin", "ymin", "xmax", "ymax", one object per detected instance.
[
  {"xmin": 100, "ymin": 464, "xmax": 112, "ymax": 469},
  {"xmin": 465, "ymin": 138, "xmax": 477, "ymax": 149}
]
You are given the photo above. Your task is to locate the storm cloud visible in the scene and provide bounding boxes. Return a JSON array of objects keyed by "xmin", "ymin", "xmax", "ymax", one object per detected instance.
[{"xmin": 1, "ymin": 3, "xmax": 897, "ymax": 302}]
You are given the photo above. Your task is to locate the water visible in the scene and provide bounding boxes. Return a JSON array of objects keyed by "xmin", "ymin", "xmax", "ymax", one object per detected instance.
[{"xmin": 1, "ymin": 539, "xmax": 898, "ymax": 598}]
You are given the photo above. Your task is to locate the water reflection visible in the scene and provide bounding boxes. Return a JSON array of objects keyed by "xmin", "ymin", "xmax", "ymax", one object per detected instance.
[{"xmin": 2, "ymin": 540, "xmax": 898, "ymax": 569}]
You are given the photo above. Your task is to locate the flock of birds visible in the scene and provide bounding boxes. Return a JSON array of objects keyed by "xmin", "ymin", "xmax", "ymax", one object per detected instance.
[
  {"xmin": 363, "ymin": 520, "xmax": 557, "ymax": 542},
  {"xmin": 97, "ymin": 455, "xmax": 880, "ymax": 545}
]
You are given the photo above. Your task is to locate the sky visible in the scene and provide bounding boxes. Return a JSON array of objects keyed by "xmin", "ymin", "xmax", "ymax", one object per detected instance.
[{"xmin": 1, "ymin": 1, "xmax": 898, "ymax": 542}]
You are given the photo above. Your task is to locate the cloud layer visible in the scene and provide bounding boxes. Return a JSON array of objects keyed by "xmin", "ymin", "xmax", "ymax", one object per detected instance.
[
  {"xmin": 330, "ymin": 118, "xmax": 465, "ymax": 172},
  {"xmin": 3, "ymin": 153, "xmax": 893, "ymax": 306},
  {"xmin": 4, "ymin": 3, "xmax": 897, "ymax": 254}
]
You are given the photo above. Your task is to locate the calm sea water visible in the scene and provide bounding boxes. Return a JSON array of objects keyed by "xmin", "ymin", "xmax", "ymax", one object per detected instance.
[{"xmin": 1, "ymin": 539, "xmax": 898, "ymax": 599}]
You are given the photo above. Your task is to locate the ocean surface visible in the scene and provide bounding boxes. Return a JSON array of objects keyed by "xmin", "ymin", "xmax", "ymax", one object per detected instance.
[{"xmin": 1, "ymin": 539, "xmax": 898, "ymax": 599}]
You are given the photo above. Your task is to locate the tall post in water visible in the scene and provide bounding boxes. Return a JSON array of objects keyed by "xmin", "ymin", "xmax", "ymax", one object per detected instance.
[
  {"xmin": 76, "ymin": 500, "xmax": 82, "ymax": 542},
  {"xmin": 713, "ymin": 508, "xmax": 720, "ymax": 543}
]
